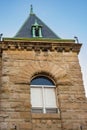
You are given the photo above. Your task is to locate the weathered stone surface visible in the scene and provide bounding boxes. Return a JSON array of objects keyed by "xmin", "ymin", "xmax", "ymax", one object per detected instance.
[{"xmin": 0, "ymin": 40, "xmax": 87, "ymax": 130}]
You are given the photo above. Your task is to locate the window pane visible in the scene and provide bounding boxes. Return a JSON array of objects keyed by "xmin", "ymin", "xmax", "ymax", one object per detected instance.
[
  {"xmin": 31, "ymin": 88, "xmax": 43, "ymax": 107},
  {"xmin": 30, "ymin": 76, "xmax": 54, "ymax": 86},
  {"xmin": 46, "ymin": 108, "xmax": 58, "ymax": 113},
  {"xmin": 32, "ymin": 108, "xmax": 43, "ymax": 113},
  {"xmin": 44, "ymin": 88, "xmax": 57, "ymax": 108}
]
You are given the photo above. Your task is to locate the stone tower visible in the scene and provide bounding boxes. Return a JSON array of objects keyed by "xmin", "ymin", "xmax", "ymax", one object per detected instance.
[{"xmin": 0, "ymin": 6, "xmax": 87, "ymax": 130}]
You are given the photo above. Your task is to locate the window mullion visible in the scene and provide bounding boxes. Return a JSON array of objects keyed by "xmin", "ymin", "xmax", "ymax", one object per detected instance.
[{"xmin": 42, "ymin": 86, "xmax": 46, "ymax": 113}]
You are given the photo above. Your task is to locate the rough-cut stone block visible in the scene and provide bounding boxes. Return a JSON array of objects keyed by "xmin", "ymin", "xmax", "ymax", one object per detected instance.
[{"xmin": 0, "ymin": 40, "xmax": 87, "ymax": 130}]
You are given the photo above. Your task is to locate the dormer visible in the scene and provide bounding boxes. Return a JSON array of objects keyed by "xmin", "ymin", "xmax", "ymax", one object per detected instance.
[{"xmin": 31, "ymin": 20, "xmax": 42, "ymax": 38}]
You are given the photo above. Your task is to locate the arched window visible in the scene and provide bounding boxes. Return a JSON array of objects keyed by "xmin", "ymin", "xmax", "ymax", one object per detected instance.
[{"xmin": 30, "ymin": 76, "xmax": 58, "ymax": 113}]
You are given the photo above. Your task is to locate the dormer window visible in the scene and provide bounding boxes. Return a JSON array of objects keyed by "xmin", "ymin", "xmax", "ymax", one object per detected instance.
[
  {"xmin": 35, "ymin": 27, "xmax": 39, "ymax": 37},
  {"xmin": 32, "ymin": 19, "xmax": 42, "ymax": 38}
]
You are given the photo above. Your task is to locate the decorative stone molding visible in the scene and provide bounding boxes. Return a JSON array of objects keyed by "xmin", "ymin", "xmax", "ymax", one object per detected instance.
[{"xmin": 0, "ymin": 39, "xmax": 82, "ymax": 54}]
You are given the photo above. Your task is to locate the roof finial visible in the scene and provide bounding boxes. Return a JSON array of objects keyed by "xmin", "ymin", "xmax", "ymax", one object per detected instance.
[{"xmin": 30, "ymin": 4, "xmax": 33, "ymax": 15}]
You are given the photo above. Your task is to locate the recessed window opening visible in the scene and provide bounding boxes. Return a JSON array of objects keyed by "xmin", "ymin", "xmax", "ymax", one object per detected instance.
[
  {"xmin": 35, "ymin": 28, "xmax": 39, "ymax": 37},
  {"xmin": 30, "ymin": 76, "xmax": 58, "ymax": 114}
]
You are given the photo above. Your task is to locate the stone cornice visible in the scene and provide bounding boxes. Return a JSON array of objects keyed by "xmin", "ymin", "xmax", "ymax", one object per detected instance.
[
  {"xmin": 3, "ymin": 37, "xmax": 75, "ymax": 43},
  {"xmin": 0, "ymin": 40, "xmax": 82, "ymax": 54}
]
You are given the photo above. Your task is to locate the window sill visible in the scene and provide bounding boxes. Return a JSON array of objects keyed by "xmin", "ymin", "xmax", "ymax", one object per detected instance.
[{"xmin": 32, "ymin": 113, "xmax": 60, "ymax": 119}]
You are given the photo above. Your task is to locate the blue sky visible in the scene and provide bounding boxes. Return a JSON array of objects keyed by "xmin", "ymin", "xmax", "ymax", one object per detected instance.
[{"xmin": 0, "ymin": 0, "xmax": 87, "ymax": 96}]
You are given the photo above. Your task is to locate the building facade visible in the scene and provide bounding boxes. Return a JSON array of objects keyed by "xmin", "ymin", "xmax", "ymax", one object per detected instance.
[{"xmin": 0, "ymin": 6, "xmax": 87, "ymax": 130}]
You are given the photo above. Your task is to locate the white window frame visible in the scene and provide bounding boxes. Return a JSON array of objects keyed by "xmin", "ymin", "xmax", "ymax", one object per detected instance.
[{"xmin": 31, "ymin": 85, "xmax": 58, "ymax": 113}]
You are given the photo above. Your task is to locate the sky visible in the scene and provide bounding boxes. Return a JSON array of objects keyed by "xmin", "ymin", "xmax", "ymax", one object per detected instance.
[{"xmin": 0, "ymin": 0, "xmax": 87, "ymax": 96}]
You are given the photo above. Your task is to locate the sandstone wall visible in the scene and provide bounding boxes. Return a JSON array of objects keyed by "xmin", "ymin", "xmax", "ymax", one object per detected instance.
[{"xmin": 0, "ymin": 48, "xmax": 87, "ymax": 130}]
